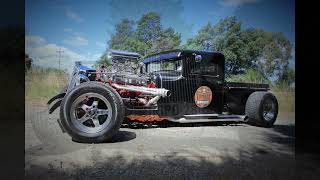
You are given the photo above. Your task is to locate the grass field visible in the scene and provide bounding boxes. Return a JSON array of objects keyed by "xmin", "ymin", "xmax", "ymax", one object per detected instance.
[
  {"xmin": 25, "ymin": 67, "xmax": 68, "ymax": 104},
  {"xmin": 270, "ymin": 81, "xmax": 295, "ymax": 113}
]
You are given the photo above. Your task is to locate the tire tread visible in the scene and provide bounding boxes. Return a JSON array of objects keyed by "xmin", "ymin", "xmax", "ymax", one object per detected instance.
[{"xmin": 245, "ymin": 91, "xmax": 278, "ymax": 127}]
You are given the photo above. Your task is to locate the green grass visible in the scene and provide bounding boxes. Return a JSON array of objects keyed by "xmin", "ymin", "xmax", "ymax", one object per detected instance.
[
  {"xmin": 227, "ymin": 69, "xmax": 271, "ymax": 84},
  {"xmin": 25, "ymin": 67, "xmax": 68, "ymax": 104}
]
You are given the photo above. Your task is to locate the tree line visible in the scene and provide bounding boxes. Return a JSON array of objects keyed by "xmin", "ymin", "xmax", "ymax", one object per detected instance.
[{"xmin": 99, "ymin": 12, "xmax": 294, "ymax": 85}]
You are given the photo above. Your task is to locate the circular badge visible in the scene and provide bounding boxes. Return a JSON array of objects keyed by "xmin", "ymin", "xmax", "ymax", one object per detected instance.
[{"xmin": 194, "ymin": 86, "xmax": 213, "ymax": 108}]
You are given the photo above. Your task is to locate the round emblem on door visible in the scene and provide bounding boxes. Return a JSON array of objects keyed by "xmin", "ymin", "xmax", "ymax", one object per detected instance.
[{"xmin": 194, "ymin": 86, "xmax": 213, "ymax": 108}]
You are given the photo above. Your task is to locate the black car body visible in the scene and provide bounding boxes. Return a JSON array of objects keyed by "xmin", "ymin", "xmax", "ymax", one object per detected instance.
[
  {"xmin": 48, "ymin": 49, "xmax": 278, "ymax": 142},
  {"xmin": 139, "ymin": 50, "xmax": 269, "ymax": 117}
]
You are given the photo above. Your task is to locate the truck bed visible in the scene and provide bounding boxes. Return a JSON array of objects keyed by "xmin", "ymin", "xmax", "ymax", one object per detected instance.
[{"xmin": 226, "ymin": 82, "xmax": 269, "ymax": 90}]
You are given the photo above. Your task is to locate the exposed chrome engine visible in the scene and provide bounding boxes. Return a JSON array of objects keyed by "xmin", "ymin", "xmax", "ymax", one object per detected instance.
[{"xmin": 78, "ymin": 49, "xmax": 169, "ymax": 109}]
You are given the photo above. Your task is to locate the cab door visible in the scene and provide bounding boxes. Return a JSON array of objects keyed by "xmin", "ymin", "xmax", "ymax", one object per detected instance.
[{"xmin": 182, "ymin": 53, "xmax": 224, "ymax": 114}]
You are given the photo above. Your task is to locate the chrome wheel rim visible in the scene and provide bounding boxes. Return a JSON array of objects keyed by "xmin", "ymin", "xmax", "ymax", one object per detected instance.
[
  {"xmin": 262, "ymin": 98, "xmax": 275, "ymax": 121},
  {"xmin": 70, "ymin": 93, "xmax": 112, "ymax": 133}
]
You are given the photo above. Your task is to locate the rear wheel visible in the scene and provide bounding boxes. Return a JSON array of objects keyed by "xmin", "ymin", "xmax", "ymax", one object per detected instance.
[
  {"xmin": 245, "ymin": 92, "xmax": 278, "ymax": 127},
  {"xmin": 60, "ymin": 82, "xmax": 124, "ymax": 143}
]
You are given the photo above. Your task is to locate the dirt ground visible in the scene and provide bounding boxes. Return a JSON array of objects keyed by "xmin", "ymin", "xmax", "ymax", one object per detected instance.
[{"xmin": 24, "ymin": 104, "xmax": 315, "ymax": 179}]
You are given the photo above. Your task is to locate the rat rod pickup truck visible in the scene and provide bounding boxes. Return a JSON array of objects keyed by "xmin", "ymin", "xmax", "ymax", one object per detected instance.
[{"xmin": 48, "ymin": 49, "xmax": 278, "ymax": 142}]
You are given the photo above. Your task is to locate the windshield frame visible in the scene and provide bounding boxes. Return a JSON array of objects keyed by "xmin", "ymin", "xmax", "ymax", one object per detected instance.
[{"xmin": 146, "ymin": 58, "xmax": 183, "ymax": 73}]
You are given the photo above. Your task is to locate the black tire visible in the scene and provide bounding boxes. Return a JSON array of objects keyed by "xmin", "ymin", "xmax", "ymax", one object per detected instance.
[
  {"xmin": 245, "ymin": 91, "xmax": 278, "ymax": 127},
  {"xmin": 60, "ymin": 82, "xmax": 125, "ymax": 143}
]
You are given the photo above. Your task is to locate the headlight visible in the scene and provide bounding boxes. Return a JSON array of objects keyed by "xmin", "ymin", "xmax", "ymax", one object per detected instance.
[{"xmin": 75, "ymin": 74, "xmax": 89, "ymax": 85}]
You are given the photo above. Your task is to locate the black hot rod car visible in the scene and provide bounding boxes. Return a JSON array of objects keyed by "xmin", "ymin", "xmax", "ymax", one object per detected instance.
[{"xmin": 48, "ymin": 49, "xmax": 278, "ymax": 142}]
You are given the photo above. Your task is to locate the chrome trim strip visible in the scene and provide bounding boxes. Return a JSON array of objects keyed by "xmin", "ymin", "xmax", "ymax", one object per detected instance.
[
  {"xmin": 184, "ymin": 114, "xmax": 219, "ymax": 117},
  {"xmin": 167, "ymin": 115, "xmax": 245, "ymax": 123}
]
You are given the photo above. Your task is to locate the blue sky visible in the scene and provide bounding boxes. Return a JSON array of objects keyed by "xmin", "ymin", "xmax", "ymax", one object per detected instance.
[{"xmin": 25, "ymin": 0, "xmax": 295, "ymax": 72}]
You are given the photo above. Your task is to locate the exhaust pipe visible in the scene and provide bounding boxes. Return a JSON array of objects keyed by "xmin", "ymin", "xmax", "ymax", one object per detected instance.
[
  {"xmin": 137, "ymin": 96, "xmax": 161, "ymax": 107},
  {"xmin": 111, "ymin": 83, "xmax": 171, "ymax": 97}
]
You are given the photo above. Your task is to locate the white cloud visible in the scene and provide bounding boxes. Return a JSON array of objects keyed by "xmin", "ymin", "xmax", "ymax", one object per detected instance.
[
  {"xmin": 26, "ymin": 43, "xmax": 85, "ymax": 73},
  {"xmin": 66, "ymin": 8, "xmax": 84, "ymax": 23},
  {"xmin": 219, "ymin": 0, "xmax": 260, "ymax": 7},
  {"xmin": 26, "ymin": 35, "xmax": 103, "ymax": 73},
  {"xmin": 63, "ymin": 36, "xmax": 88, "ymax": 46},
  {"xmin": 25, "ymin": 35, "xmax": 46, "ymax": 48},
  {"xmin": 25, "ymin": 35, "xmax": 86, "ymax": 73},
  {"xmin": 96, "ymin": 41, "xmax": 105, "ymax": 49}
]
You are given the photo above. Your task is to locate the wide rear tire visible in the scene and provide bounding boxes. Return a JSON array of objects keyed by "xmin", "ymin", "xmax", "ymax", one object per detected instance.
[
  {"xmin": 245, "ymin": 91, "xmax": 278, "ymax": 127},
  {"xmin": 60, "ymin": 82, "xmax": 124, "ymax": 143}
]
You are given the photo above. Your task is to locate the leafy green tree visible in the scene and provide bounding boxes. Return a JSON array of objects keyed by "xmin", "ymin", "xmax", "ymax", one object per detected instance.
[
  {"xmin": 278, "ymin": 67, "xmax": 295, "ymax": 85},
  {"xmin": 185, "ymin": 17, "xmax": 249, "ymax": 75},
  {"xmin": 121, "ymin": 38, "xmax": 149, "ymax": 56},
  {"xmin": 185, "ymin": 16, "xmax": 292, "ymax": 80},
  {"xmin": 258, "ymin": 32, "xmax": 292, "ymax": 79},
  {"xmin": 150, "ymin": 27, "xmax": 181, "ymax": 54},
  {"xmin": 108, "ymin": 18, "xmax": 135, "ymax": 50},
  {"xmin": 108, "ymin": 12, "xmax": 181, "ymax": 58},
  {"xmin": 184, "ymin": 22, "xmax": 214, "ymax": 50},
  {"xmin": 136, "ymin": 12, "xmax": 161, "ymax": 43}
]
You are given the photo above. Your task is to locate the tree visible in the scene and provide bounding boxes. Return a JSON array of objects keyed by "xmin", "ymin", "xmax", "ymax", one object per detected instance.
[
  {"xmin": 185, "ymin": 17, "xmax": 250, "ymax": 75},
  {"xmin": 107, "ymin": 12, "xmax": 181, "ymax": 58},
  {"xmin": 120, "ymin": 38, "xmax": 149, "ymax": 56},
  {"xmin": 185, "ymin": 16, "xmax": 292, "ymax": 80},
  {"xmin": 184, "ymin": 22, "xmax": 214, "ymax": 50},
  {"xmin": 150, "ymin": 27, "xmax": 181, "ymax": 54},
  {"xmin": 108, "ymin": 18, "xmax": 135, "ymax": 50},
  {"xmin": 258, "ymin": 32, "xmax": 292, "ymax": 79},
  {"xmin": 136, "ymin": 12, "xmax": 162, "ymax": 43},
  {"xmin": 278, "ymin": 67, "xmax": 295, "ymax": 85}
]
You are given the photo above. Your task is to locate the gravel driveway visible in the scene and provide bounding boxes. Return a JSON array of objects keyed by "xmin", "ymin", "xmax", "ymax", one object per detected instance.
[{"xmin": 25, "ymin": 104, "xmax": 301, "ymax": 180}]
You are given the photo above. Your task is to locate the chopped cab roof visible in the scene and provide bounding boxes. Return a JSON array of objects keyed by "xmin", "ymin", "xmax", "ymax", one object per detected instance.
[{"xmin": 143, "ymin": 49, "xmax": 224, "ymax": 64}]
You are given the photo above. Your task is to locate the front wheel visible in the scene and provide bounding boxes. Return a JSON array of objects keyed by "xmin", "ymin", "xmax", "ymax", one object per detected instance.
[
  {"xmin": 245, "ymin": 92, "xmax": 278, "ymax": 127},
  {"xmin": 60, "ymin": 82, "xmax": 124, "ymax": 143}
]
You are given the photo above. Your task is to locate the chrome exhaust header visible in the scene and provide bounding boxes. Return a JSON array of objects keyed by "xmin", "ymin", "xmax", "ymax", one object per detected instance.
[{"xmin": 111, "ymin": 83, "xmax": 171, "ymax": 97}]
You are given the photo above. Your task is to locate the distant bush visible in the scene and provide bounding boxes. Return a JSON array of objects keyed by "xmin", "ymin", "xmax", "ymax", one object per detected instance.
[
  {"xmin": 226, "ymin": 69, "xmax": 270, "ymax": 84},
  {"xmin": 25, "ymin": 67, "xmax": 68, "ymax": 104}
]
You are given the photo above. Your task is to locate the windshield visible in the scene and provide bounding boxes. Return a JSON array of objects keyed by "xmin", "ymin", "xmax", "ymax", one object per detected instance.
[{"xmin": 147, "ymin": 59, "xmax": 182, "ymax": 73}]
